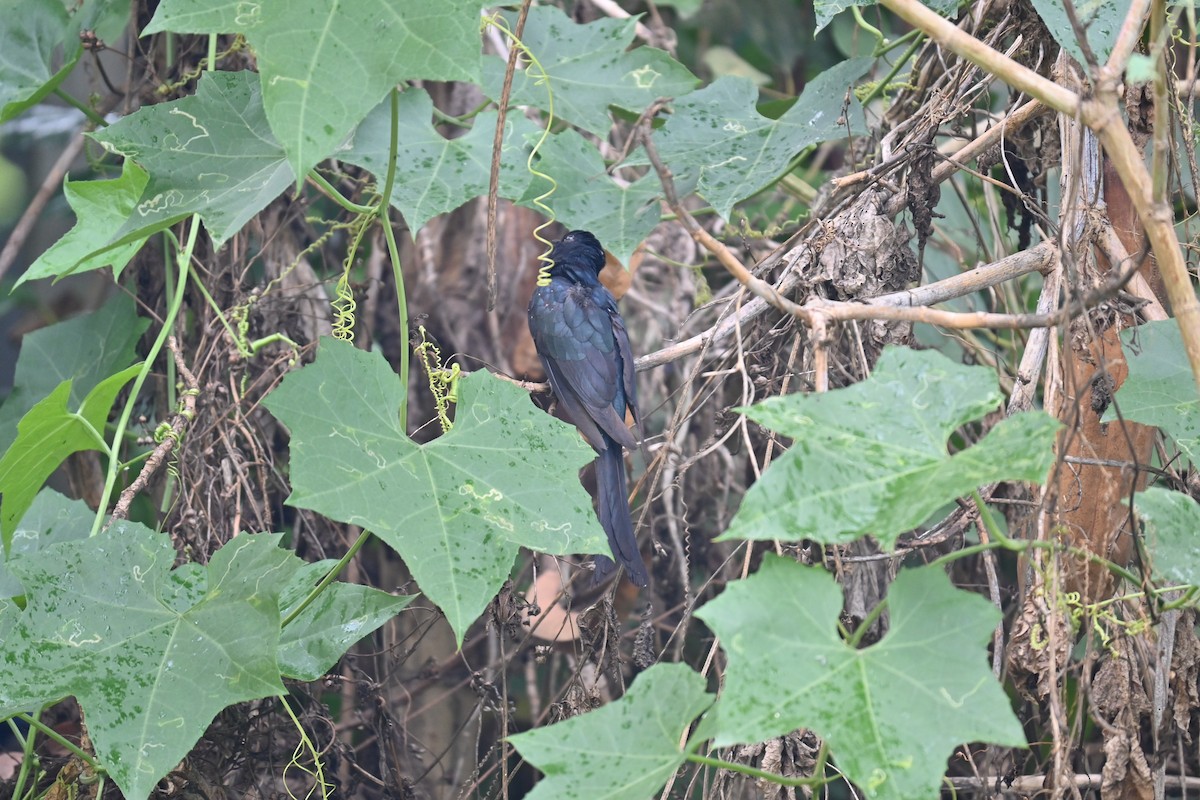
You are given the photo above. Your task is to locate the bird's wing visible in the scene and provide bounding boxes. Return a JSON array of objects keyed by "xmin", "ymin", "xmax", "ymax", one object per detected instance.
[
  {"xmin": 609, "ymin": 305, "xmax": 639, "ymax": 423},
  {"xmin": 529, "ymin": 283, "xmax": 636, "ymax": 451}
]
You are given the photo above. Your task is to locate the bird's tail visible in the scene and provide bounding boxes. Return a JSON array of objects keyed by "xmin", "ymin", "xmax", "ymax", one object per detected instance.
[{"xmin": 594, "ymin": 441, "xmax": 649, "ymax": 587}]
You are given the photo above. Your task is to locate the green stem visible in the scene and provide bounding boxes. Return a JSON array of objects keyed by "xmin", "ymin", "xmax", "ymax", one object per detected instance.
[
  {"xmin": 860, "ymin": 34, "xmax": 923, "ymax": 106},
  {"xmin": 188, "ymin": 267, "xmax": 245, "ymax": 355},
  {"xmin": 68, "ymin": 413, "xmax": 113, "ymax": 455},
  {"xmin": 52, "ymin": 88, "xmax": 107, "ymax": 128},
  {"xmin": 847, "ymin": 596, "xmax": 889, "ymax": 648},
  {"xmin": 430, "ymin": 98, "xmax": 491, "ymax": 127},
  {"xmin": 15, "ymin": 712, "xmax": 101, "ymax": 769},
  {"xmin": 688, "ymin": 745, "xmax": 829, "ymax": 788},
  {"xmin": 281, "ymin": 529, "xmax": 372, "ymax": 628},
  {"xmin": 378, "ymin": 87, "xmax": 409, "ymax": 432},
  {"xmin": 90, "ymin": 214, "xmax": 198, "ymax": 537},
  {"xmin": 308, "ymin": 171, "xmax": 376, "ymax": 215},
  {"xmin": 9, "ymin": 713, "xmax": 38, "ymax": 798},
  {"xmin": 852, "ymin": 4, "xmax": 886, "ymax": 46},
  {"xmin": 971, "ymin": 491, "xmax": 1020, "ymax": 550}
]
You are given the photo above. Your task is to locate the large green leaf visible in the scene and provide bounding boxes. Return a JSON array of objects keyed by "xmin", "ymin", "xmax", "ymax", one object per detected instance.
[
  {"xmin": 1029, "ymin": 0, "xmax": 1122, "ymax": 67},
  {"xmin": 0, "ymin": 364, "xmax": 141, "ymax": 544},
  {"xmin": 91, "ymin": 69, "xmax": 294, "ymax": 247},
  {"xmin": 0, "ymin": 293, "xmax": 149, "ymax": 456},
  {"xmin": 697, "ymin": 556, "xmax": 1026, "ymax": 799},
  {"xmin": 1109, "ymin": 319, "xmax": 1199, "ymax": 464},
  {"xmin": 0, "ymin": 526, "xmax": 296, "ymax": 800},
  {"xmin": 1132, "ymin": 486, "xmax": 1200, "ymax": 589},
  {"xmin": 508, "ymin": 664, "xmax": 714, "ymax": 800},
  {"xmin": 722, "ymin": 347, "xmax": 1060, "ymax": 546},
  {"xmin": 341, "ymin": 88, "xmax": 538, "ymax": 233},
  {"xmin": 653, "ymin": 58, "xmax": 871, "ymax": 220},
  {"xmin": 17, "ymin": 161, "xmax": 150, "ymax": 287},
  {"xmin": 481, "ymin": 6, "xmax": 699, "ymax": 138},
  {"xmin": 0, "ymin": 0, "xmax": 81, "ymax": 123},
  {"xmin": 0, "ymin": 489, "xmax": 92, "ymax": 598},
  {"xmin": 813, "ymin": 0, "xmax": 956, "ymax": 34},
  {"xmin": 263, "ymin": 337, "xmax": 607, "ymax": 645},
  {"xmin": 518, "ymin": 130, "xmax": 662, "ymax": 265},
  {"xmin": 146, "ymin": 0, "xmax": 488, "ymax": 180},
  {"xmin": 278, "ymin": 560, "xmax": 414, "ymax": 681}
]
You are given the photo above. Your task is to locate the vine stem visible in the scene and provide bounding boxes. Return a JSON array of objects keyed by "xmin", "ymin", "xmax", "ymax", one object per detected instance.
[
  {"xmin": 283, "ymin": 89, "xmax": 406, "ymax": 630},
  {"xmin": 378, "ymin": 86, "xmax": 409, "ymax": 431},
  {"xmin": 687, "ymin": 742, "xmax": 830, "ymax": 788},
  {"xmin": 15, "ymin": 712, "xmax": 101, "ymax": 769},
  {"xmin": 91, "ymin": 214, "xmax": 199, "ymax": 537},
  {"xmin": 281, "ymin": 529, "xmax": 372, "ymax": 628}
]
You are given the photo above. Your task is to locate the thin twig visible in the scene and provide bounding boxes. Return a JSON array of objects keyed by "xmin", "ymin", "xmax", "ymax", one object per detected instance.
[
  {"xmin": 485, "ymin": 0, "xmax": 533, "ymax": 312},
  {"xmin": 0, "ymin": 133, "xmax": 87, "ymax": 280}
]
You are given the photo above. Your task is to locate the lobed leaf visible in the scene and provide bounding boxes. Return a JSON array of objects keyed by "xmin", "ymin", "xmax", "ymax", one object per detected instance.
[
  {"xmin": 146, "ymin": 0, "xmax": 489, "ymax": 180},
  {"xmin": 263, "ymin": 337, "xmax": 607, "ymax": 646},
  {"xmin": 91, "ymin": 69, "xmax": 294, "ymax": 247},
  {"xmin": 341, "ymin": 88, "xmax": 539, "ymax": 233},
  {"xmin": 0, "ymin": 293, "xmax": 148, "ymax": 456},
  {"xmin": 0, "ymin": 526, "xmax": 296, "ymax": 800},
  {"xmin": 278, "ymin": 560, "xmax": 414, "ymax": 681},
  {"xmin": 652, "ymin": 57, "xmax": 872, "ymax": 220},
  {"xmin": 1132, "ymin": 486, "xmax": 1200, "ymax": 590},
  {"xmin": 17, "ymin": 160, "xmax": 150, "ymax": 287},
  {"xmin": 518, "ymin": 130, "xmax": 662, "ymax": 265},
  {"xmin": 697, "ymin": 556, "xmax": 1026, "ymax": 799},
  {"xmin": 722, "ymin": 346, "xmax": 1060, "ymax": 546},
  {"xmin": 481, "ymin": 6, "xmax": 699, "ymax": 138},
  {"xmin": 0, "ymin": 364, "xmax": 141, "ymax": 544},
  {"xmin": 0, "ymin": 0, "xmax": 81, "ymax": 123},
  {"xmin": 1108, "ymin": 319, "xmax": 1200, "ymax": 465},
  {"xmin": 508, "ymin": 664, "xmax": 713, "ymax": 800}
]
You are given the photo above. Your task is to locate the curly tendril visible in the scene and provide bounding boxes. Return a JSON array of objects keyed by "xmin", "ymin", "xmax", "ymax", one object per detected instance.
[{"xmin": 482, "ymin": 13, "xmax": 558, "ymax": 287}]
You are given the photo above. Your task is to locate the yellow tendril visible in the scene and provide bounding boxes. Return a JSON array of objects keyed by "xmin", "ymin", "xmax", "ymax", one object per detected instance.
[
  {"xmin": 483, "ymin": 13, "xmax": 558, "ymax": 286},
  {"xmin": 414, "ymin": 325, "xmax": 461, "ymax": 432},
  {"xmin": 332, "ymin": 211, "xmax": 373, "ymax": 341}
]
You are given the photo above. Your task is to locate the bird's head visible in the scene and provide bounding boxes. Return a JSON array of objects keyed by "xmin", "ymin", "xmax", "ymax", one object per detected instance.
[{"xmin": 549, "ymin": 230, "xmax": 606, "ymax": 282}]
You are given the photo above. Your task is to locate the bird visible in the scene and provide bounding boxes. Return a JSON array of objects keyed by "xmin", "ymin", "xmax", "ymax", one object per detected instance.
[{"xmin": 527, "ymin": 230, "xmax": 649, "ymax": 587}]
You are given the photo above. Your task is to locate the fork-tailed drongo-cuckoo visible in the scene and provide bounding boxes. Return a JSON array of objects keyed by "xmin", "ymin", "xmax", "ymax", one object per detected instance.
[{"xmin": 527, "ymin": 230, "xmax": 648, "ymax": 587}]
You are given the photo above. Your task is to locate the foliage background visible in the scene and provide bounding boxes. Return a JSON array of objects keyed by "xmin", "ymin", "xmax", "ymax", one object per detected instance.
[{"xmin": 1, "ymin": 0, "xmax": 1199, "ymax": 798}]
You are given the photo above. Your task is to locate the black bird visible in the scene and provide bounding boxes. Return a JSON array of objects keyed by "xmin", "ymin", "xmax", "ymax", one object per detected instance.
[{"xmin": 527, "ymin": 230, "xmax": 648, "ymax": 587}]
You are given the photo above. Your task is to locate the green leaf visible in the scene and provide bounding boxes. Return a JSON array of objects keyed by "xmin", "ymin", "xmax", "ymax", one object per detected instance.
[
  {"xmin": 518, "ymin": 130, "xmax": 662, "ymax": 265},
  {"xmin": 146, "ymin": 0, "xmax": 488, "ymax": 181},
  {"xmin": 0, "ymin": 0, "xmax": 82, "ymax": 123},
  {"xmin": 814, "ymin": 0, "xmax": 958, "ymax": 34},
  {"xmin": 0, "ymin": 526, "xmax": 295, "ymax": 800},
  {"xmin": 656, "ymin": 0, "xmax": 705, "ymax": 18},
  {"xmin": 0, "ymin": 489, "xmax": 92, "ymax": 598},
  {"xmin": 508, "ymin": 664, "xmax": 714, "ymax": 800},
  {"xmin": 722, "ymin": 346, "xmax": 1060, "ymax": 546},
  {"xmin": 341, "ymin": 88, "xmax": 538, "ymax": 233},
  {"xmin": 1132, "ymin": 486, "xmax": 1200, "ymax": 589},
  {"xmin": 1029, "ymin": 0, "xmax": 1122, "ymax": 67},
  {"xmin": 263, "ymin": 337, "xmax": 607, "ymax": 646},
  {"xmin": 1109, "ymin": 319, "xmax": 1199, "ymax": 463},
  {"xmin": 16, "ymin": 160, "xmax": 150, "ymax": 287},
  {"xmin": 278, "ymin": 560, "xmax": 414, "ymax": 681},
  {"xmin": 653, "ymin": 58, "xmax": 872, "ymax": 220},
  {"xmin": 481, "ymin": 6, "xmax": 699, "ymax": 138},
  {"xmin": 0, "ymin": 364, "xmax": 141, "ymax": 544},
  {"xmin": 697, "ymin": 556, "xmax": 1025, "ymax": 799},
  {"xmin": 91, "ymin": 69, "xmax": 294, "ymax": 247},
  {"xmin": 0, "ymin": 292, "xmax": 149, "ymax": 456}
]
